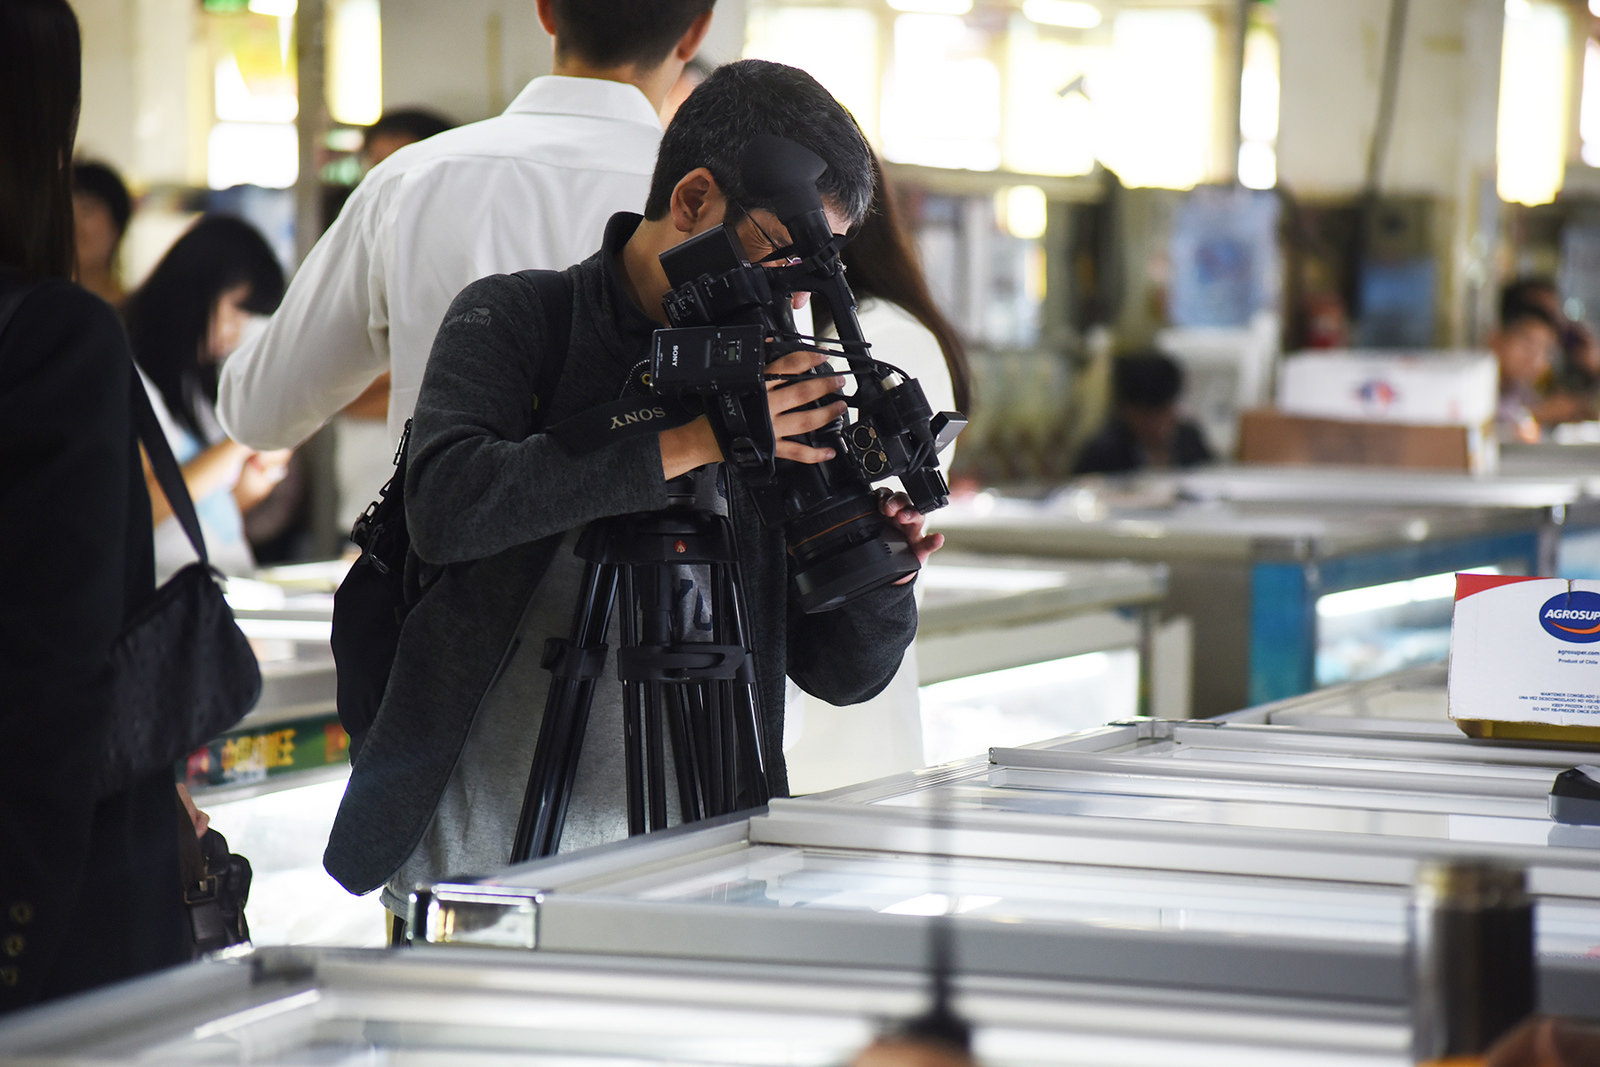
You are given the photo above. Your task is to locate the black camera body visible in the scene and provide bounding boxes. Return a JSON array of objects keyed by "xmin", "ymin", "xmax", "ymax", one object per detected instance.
[{"xmin": 650, "ymin": 136, "xmax": 965, "ymax": 613}]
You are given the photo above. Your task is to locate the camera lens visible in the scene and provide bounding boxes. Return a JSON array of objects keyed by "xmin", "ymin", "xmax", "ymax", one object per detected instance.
[{"xmin": 786, "ymin": 492, "xmax": 919, "ymax": 613}]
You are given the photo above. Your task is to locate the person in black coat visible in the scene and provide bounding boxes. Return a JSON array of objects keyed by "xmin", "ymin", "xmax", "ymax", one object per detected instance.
[
  {"xmin": 0, "ymin": 0, "xmax": 188, "ymax": 1014},
  {"xmin": 1073, "ymin": 347, "xmax": 1214, "ymax": 476}
]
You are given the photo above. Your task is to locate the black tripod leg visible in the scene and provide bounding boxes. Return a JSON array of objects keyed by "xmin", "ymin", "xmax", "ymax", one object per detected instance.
[
  {"xmin": 619, "ymin": 567, "xmax": 647, "ymax": 837},
  {"xmin": 720, "ymin": 560, "xmax": 772, "ymax": 807},
  {"xmin": 644, "ymin": 567, "xmax": 674, "ymax": 830},
  {"xmin": 511, "ymin": 561, "xmax": 617, "ymax": 863},
  {"xmin": 701, "ymin": 681, "xmax": 727, "ymax": 815},
  {"xmin": 663, "ymin": 687, "xmax": 704, "ymax": 822}
]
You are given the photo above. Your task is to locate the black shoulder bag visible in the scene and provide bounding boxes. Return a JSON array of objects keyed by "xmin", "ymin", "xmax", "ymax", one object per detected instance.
[
  {"xmin": 98, "ymin": 367, "xmax": 264, "ymax": 798},
  {"xmin": 331, "ymin": 270, "xmax": 574, "ymax": 753}
]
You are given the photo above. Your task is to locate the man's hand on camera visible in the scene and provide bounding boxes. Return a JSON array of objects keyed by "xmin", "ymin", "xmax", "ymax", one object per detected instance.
[
  {"xmin": 767, "ymin": 350, "xmax": 847, "ymax": 463},
  {"xmin": 879, "ymin": 488, "xmax": 943, "ymax": 584},
  {"xmin": 658, "ymin": 350, "xmax": 846, "ymax": 479}
]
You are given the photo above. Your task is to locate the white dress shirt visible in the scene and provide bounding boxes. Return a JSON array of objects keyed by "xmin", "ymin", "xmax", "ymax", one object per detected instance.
[{"xmin": 218, "ymin": 76, "xmax": 665, "ymax": 451}]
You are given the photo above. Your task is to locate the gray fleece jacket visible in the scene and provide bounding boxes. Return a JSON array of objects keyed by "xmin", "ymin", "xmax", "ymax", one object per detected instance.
[{"xmin": 323, "ymin": 214, "xmax": 917, "ymax": 896}]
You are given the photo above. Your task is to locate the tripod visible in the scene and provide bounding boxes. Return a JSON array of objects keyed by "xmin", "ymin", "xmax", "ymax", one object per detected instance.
[{"xmin": 510, "ymin": 476, "xmax": 772, "ymax": 864}]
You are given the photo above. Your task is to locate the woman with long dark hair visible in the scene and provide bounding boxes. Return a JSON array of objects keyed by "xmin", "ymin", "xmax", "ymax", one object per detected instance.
[
  {"xmin": 832, "ymin": 152, "xmax": 972, "ymax": 415},
  {"xmin": 789, "ymin": 151, "xmax": 973, "ymax": 792},
  {"xmin": 0, "ymin": 0, "xmax": 189, "ymax": 1013},
  {"xmin": 124, "ymin": 214, "xmax": 290, "ymax": 580}
]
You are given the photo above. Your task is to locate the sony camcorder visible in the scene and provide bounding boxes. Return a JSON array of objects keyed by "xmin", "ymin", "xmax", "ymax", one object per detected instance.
[{"xmin": 650, "ymin": 134, "xmax": 966, "ymax": 613}]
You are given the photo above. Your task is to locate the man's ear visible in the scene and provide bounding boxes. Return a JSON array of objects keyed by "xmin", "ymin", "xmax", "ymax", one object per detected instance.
[
  {"xmin": 676, "ymin": 10, "xmax": 714, "ymax": 61},
  {"xmin": 534, "ymin": 0, "xmax": 556, "ymax": 38},
  {"xmin": 670, "ymin": 167, "xmax": 724, "ymax": 234}
]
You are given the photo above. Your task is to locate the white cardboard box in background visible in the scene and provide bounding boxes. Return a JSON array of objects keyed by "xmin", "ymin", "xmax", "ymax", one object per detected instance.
[
  {"xmin": 1277, "ymin": 350, "xmax": 1499, "ymax": 427},
  {"xmin": 1449, "ymin": 573, "xmax": 1600, "ymax": 730}
]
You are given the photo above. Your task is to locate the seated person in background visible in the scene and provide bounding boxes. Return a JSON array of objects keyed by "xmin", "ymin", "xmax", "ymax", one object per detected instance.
[
  {"xmin": 1491, "ymin": 304, "xmax": 1562, "ymax": 444},
  {"xmin": 1073, "ymin": 348, "xmax": 1214, "ymax": 475},
  {"xmin": 1500, "ymin": 275, "xmax": 1600, "ymax": 406}
]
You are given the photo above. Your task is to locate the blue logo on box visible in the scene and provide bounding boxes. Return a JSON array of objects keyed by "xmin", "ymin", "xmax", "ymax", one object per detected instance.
[{"xmin": 1540, "ymin": 590, "xmax": 1600, "ymax": 642}]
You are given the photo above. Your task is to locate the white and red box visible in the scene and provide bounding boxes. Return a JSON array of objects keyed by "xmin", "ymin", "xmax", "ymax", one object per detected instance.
[{"xmin": 1449, "ymin": 573, "xmax": 1600, "ymax": 731}]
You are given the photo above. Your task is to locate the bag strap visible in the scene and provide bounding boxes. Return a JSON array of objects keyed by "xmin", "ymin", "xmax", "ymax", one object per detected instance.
[
  {"xmin": 525, "ymin": 269, "xmax": 575, "ymax": 420},
  {"xmin": 0, "ymin": 282, "xmax": 211, "ymax": 565},
  {"xmin": 130, "ymin": 361, "xmax": 213, "ymax": 567}
]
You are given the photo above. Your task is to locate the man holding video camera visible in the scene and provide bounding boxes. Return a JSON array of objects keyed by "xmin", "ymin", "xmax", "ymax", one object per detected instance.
[{"xmin": 323, "ymin": 59, "xmax": 944, "ymax": 919}]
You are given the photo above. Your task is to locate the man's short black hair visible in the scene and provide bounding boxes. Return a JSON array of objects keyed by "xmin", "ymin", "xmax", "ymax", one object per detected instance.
[
  {"xmin": 72, "ymin": 158, "xmax": 132, "ymax": 236},
  {"xmin": 643, "ymin": 59, "xmax": 873, "ymax": 229},
  {"xmin": 548, "ymin": 0, "xmax": 714, "ymax": 69},
  {"xmin": 1499, "ymin": 275, "xmax": 1559, "ymax": 327},
  {"xmin": 364, "ymin": 108, "xmax": 455, "ymax": 148},
  {"xmin": 1113, "ymin": 348, "xmax": 1184, "ymax": 409}
]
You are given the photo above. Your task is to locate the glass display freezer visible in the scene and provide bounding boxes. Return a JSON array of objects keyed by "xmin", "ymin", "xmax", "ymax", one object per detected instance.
[
  {"xmin": 907, "ymin": 552, "xmax": 1166, "ymax": 763},
  {"xmin": 935, "ymin": 489, "xmax": 1544, "ymax": 714},
  {"xmin": 0, "ymin": 945, "xmax": 1417, "ymax": 1066},
  {"xmin": 410, "ymin": 728, "xmax": 1600, "ymax": 1009},
  {"xmin": 1173, "ymin": 460, "xmax": 1600, "ymax": 584},
  {"xmin": 187, "ymin": 571, "xmax": 382, "ymax": 948}
]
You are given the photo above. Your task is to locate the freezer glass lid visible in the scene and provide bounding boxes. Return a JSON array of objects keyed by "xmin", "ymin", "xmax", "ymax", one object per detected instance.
[
  {"xmin": 872, "ymin": 766, "xmax": 1590, "ymax": 852},
  {"xmin": 0, "ymin": 948, "xmax": 1410, "ymax": 1066},
  {"xmin": 570, "ymin": 843, "xmax": 1596, "ymax": 957}
]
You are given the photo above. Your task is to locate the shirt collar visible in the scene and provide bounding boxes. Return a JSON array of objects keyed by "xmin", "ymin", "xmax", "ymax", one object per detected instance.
[{"xmin": 503, "ymin": 75, "xmax": 663, "ymax": 131}]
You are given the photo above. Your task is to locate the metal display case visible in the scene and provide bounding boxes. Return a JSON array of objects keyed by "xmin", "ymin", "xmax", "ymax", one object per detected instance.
[
  {"xmin": 1174, "ymin": 462, "xmax": 1600, "ymax": 581},
  {"xmin": 190, "ymin": 572, "xmax": 382, "ymax": 948},
  {"xmin": 908, "ymin": 553, "xmax": 1167, "ymax": 761},
  {"xmin": 913, "ymin": 553, "xmax": 1165, "ymax": 686},
  {"xmin": 1217, "ymin": 664, "xmax": 1458, "ymax": 736},
  {"xmin": 935, "ymin": 489, "xmax": 1544, "ymax": 714},
  {"xmin": 0, "ymin": 945, "xmax": 1417, "ymax": 1066}
]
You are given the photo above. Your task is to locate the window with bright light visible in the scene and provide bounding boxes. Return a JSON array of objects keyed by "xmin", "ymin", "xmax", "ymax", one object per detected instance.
[
  {"xmin": 1002, "ymin": 17, "xmax": 1098, "ymax": 176},
  {"xmin": 882, "ymin": 13, "xmax": 1003, "ymax": 170},
  {"xmin": 1095, "ymin": 9, "xmax": 1218, "ymax": 189},
  {"xmin": 744, "ymin": 6, "xmax": 882, "ymax": 143},
  {"xmin": 1497, "ymin": 0, "xmax": 1573, "ymax": 206},
  {"xmin": 207, "ymin": 8, "xmax": 298, "ymax": 189}
]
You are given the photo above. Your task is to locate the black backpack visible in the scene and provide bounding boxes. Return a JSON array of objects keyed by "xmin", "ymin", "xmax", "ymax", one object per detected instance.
[{"xmin": 330, "ymin": 270, "xmax": 573, "ymax": 755}]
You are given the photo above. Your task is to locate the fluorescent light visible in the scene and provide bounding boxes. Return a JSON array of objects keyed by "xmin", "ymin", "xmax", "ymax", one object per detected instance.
[
  {"xmin": 1022, "ymin": 0, "xmax": 1102, "ymax": 30},
  {"xmin": 1000, "ymin": 184, "xmax": 1049, "ymax": 240},
  {"xmin": 1238, "ymin": 141, "xmax": 1277, "ymax": 190},
  {"xmin": 888, "ymin": 0, "xmax": 972, "ymax": 13},
  {"xmin": 248, "ymin": 0, "xmax": 297, "ymax": 14},
  {"xmin": 1316, "ymin": 568, "xmax": 1498, "ymax": 619}
]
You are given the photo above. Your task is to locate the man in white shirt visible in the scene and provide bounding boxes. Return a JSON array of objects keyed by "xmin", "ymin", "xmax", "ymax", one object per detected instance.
[{"xmin": 217, "ymin": 0, "xmax": 716, "ymax": 453}]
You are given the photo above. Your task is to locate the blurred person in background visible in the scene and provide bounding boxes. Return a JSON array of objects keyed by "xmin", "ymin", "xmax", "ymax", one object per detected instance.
[
  {"xmin": 71, "ymin": 159, "xmax": 133, "ymax": 309},
  {"xmin": 124, "ymin": 214, "xmax": 291, "ymax": 581},
  {"xmin": 361, "ymin": 107, "xmax": 456, "ymax": 170},
  {"xmin": 1491, "ymin": 304, "xmax": 1564, "ymax": 445},
  {"xmin": 217, "ymin": 0, "xmax": 717, "ymax": 485},
  {"xmin": 787, "ymin": 150, "xmax": 972, "ymax": 792},
  {"xmin": 1499, "ymin": 276, "xmax": 1599, "ymax": 429},
  {"xmin": 0, "ymin": 0, "xmax": 188, "ymax": 1014},
  {"xmin": 1073, "ymin": 348, "xmax": 1214, "ymax": 475}
]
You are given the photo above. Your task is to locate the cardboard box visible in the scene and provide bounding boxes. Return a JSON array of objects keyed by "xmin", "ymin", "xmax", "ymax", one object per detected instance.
[
  {"xmin": 1236, "ymin": 409, "xmax": 1495, "ymax": 472},
  {"xmin": 1276, "ymin": 350, "xmax": 1499, "ymax": 425},
  {"xmin": 1449, "ymin": 573, "xmax": 1600, "ymax": 741}
]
